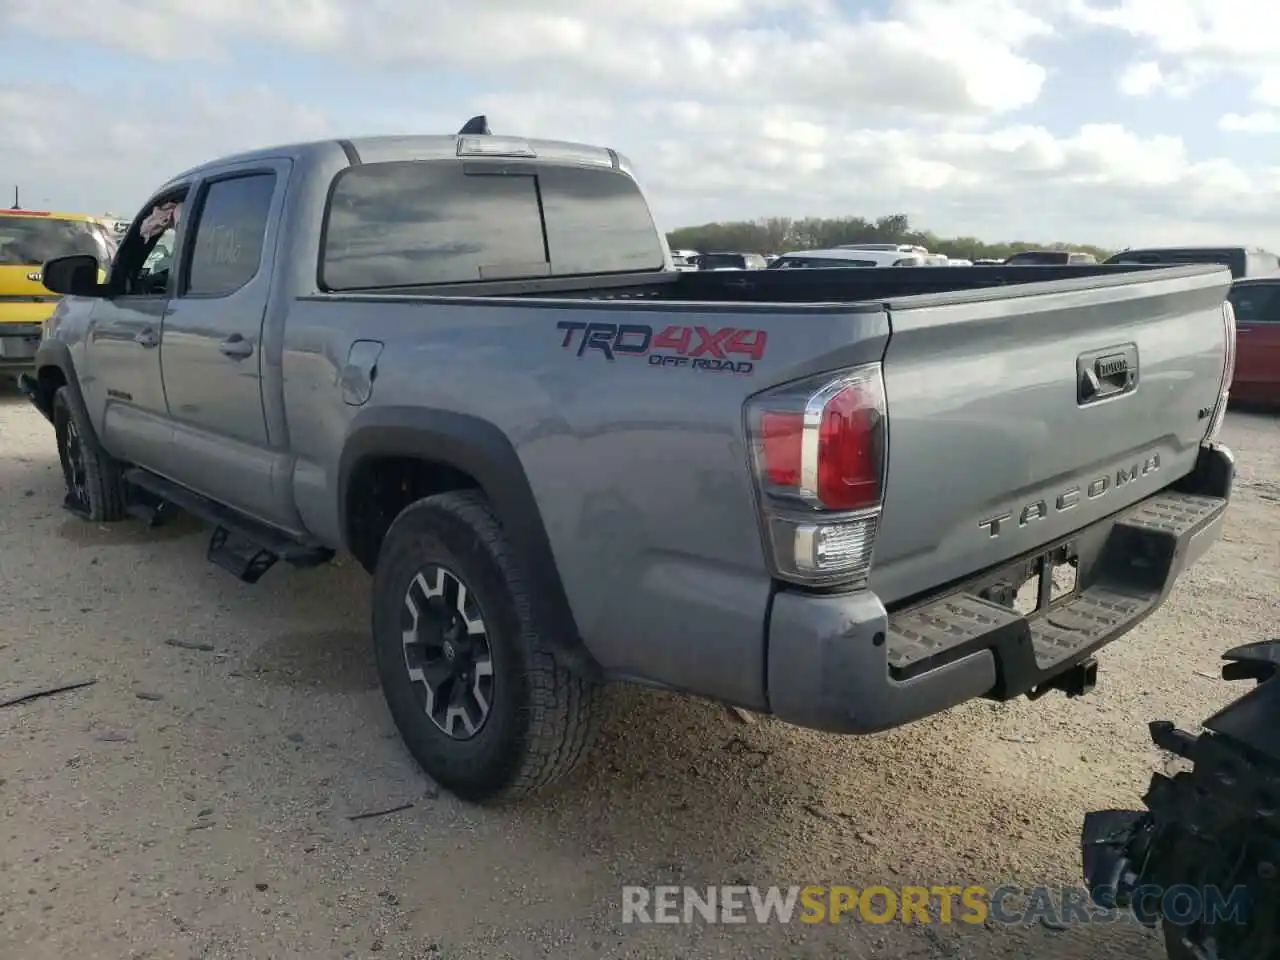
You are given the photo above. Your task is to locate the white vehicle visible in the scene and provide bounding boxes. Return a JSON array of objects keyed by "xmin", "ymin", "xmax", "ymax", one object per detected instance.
[
  {"xmin": 945, "ymin": 257, "xmax": 973, "ymax": 266},
  {"xmin": 669, "ymin": 248, "xmax": 700, "ymax": 272},
  {"xmin": 835, "ymin": 243, "xmax": 929, "ymax": 255},
  {"xmin": 770, "ymin": 247, "xmax": 928, "ymax": 268},
  {"xmin": 696, "ymin": 251, "xmax": 769, "ymax": 271}
]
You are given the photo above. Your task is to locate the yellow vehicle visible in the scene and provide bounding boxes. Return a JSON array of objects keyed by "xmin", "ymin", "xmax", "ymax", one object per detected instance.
[{"xmin": 0, "ymin": 208, "xmax": 115, "ymax": 373}]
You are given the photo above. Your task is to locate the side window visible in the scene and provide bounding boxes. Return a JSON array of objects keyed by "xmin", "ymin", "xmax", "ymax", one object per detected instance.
[
  {"xmin": 537, "ymin": 166, "xmax": 666, "ymax": 276},
  {"xmin": 113, "ymin": 195, "xmax": 186, "ymax": 297},
  {"xmin": 184, "ymin": 173, "xmax": 276, "ymax": 297},
  {"xmin": 1234, "ymin": 286, "xmax": 1280, "ymax": 323},
  {"xmin": 322, "ymin": 162, "xmax": 548, "ymax": 290}
]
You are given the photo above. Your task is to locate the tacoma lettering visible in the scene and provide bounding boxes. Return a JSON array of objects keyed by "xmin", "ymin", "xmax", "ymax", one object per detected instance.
[{"xmin": 979, "ymin": 453, "xmax": 1161, "ymax": 538}]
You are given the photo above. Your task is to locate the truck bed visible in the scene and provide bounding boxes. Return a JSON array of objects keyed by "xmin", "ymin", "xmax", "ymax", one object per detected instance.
[
  {"xmin": 300, "ymin": 261, "xmax": 1230, "ymax": 617},
  {"xmin": 324, "ymin": 262, "xmax": 1166, "ymax": 304}
]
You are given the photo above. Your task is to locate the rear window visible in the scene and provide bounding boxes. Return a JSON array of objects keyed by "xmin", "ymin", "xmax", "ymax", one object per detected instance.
[
  {"xmin": 320, "ymin": 160, "xmax": 664, "ymax": 291},
  {"xmin": 0, "ymin": 214, "xmax": 108, "ymax": 266}
]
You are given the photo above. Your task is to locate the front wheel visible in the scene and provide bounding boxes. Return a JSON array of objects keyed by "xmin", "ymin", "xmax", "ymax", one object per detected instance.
[
  {"xmin": 51, "ymin": 386, "xmax": 127, "ymax": 522},
  {"xmin": 371, "ymin": 490, "xmax": 599, "ymax": 803}
]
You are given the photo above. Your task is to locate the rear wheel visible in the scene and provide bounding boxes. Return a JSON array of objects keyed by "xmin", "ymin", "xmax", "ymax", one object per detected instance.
[
  {"xmin": 371, "ymin": 490, "xmax": 599, "ymax": 803},
  {"xmin": 52, "ymin": 386, "xmax": 126, "ymax": 522}
]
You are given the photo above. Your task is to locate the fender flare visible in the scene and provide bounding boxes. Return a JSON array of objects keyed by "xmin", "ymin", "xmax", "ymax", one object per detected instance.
[
  {"xmin": 338, "ymin": 406, "xmax": 601, "ymax": 679},
  {"xmin": 30, "ymin": 341, "xmax": 107, "ymax": 453}
]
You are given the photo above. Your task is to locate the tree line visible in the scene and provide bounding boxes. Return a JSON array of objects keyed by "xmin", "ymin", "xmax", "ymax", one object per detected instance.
[{"xmin": 665, "ymin": 215, "xmax": 1113, "ymax": 262}]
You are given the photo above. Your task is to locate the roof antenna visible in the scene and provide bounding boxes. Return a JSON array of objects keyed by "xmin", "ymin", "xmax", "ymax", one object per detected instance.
[
  {"xmin": 10, "ymin": 185, "xmax": 19, "ymax": 210},
  {"xmin": 457, "ymin": 115, "xmax": 491, "ymax": 136}
]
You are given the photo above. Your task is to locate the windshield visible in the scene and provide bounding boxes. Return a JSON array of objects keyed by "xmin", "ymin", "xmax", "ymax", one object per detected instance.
[
  {"xmin": 0, "ymin": 214, "xmax": 108, "ymax": 267},
  {"xmin": 698, "ymin": 253, "xmax": 747, "ymax": 269}
]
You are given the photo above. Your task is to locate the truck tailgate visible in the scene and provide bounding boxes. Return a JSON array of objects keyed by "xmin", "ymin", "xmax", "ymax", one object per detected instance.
[{"xmin": 871, "ymin": 265, "xmax": 1231, "ymax": 606}]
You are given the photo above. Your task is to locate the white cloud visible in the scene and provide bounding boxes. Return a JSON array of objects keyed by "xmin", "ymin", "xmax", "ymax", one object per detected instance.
[
  {"xmin": 1220, "ymin": 111, "xmax": 1280, "ymax": 133},
  {"xmin": 1117, "ymin": 60, "xmax": 1163, "ymax": 95},
  {"xmin": 0, "ymin": 83, "xmax": 332, "ymax": 216},
  {"xmin": 1, "ymin": 0, "xmax": 1051, "ymax": 116},
  {"xmin": 1068, "ymin": 0, "xmax": 1280, "ymax": 107},
  {"xmin": 2, "ymin": 0, "xmax": 1280, "ymax": 250}
]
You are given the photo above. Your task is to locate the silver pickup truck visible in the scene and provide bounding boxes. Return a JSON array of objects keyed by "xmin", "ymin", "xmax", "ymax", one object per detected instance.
[{"xmin": 20, "ymin": 121, "xmax": 1237, "ymax": 804}]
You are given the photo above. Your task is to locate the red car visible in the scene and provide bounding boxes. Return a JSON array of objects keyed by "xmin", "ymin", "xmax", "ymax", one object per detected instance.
[{"xmin": 1227, "ymin": 279, "xmax": 1280, "ymax": 405}]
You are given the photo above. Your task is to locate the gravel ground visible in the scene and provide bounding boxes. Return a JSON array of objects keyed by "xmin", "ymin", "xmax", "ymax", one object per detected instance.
[{"xmin": 1, "ymin": 382, "xmax": 1277, "ymax": 960}]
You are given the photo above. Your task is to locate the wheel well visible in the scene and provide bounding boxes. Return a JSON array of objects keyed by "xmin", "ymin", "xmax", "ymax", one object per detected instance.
[
  {"xmin": 35, "ymin": 365, "xmax": 67, "ymax": 416},
  {"xmin": 345, "ymin": 456, "xmax": 482, "ymax": 572}
]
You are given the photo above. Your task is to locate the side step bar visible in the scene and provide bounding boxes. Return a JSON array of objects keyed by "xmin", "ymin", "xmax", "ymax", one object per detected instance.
[{"xmin": 122, "ymin": 468, "xmax": 333, "ymax": 584}]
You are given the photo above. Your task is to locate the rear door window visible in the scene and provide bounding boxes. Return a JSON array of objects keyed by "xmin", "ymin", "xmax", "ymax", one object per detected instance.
[
  {"xmin": 184, "ymin": 173, "xmax": 276, "ymax": 297},
  {"xmin": 321, "ymin": 160, "xmax": 664, "ymax": 291}
]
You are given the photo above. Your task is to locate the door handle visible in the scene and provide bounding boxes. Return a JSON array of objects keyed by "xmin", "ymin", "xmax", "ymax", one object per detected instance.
[
  {"xmin": 219, "ymin": 334, "xmax": 254, "ymax": 360},
  {"xmin": 134, "ymin": 328, "xmax": 159, "ymax": 348}
]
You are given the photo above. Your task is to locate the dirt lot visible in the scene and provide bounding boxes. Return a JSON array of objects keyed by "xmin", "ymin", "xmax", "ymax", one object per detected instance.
[{"xmin": 1, "ymin": 384, "xmax": 1277, "ymax": 960}]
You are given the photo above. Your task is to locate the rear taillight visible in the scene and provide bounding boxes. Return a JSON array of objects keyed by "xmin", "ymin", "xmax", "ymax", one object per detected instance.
[
  {"xmin": 1206, "ymin": 300, "xmax": 1236, "ymax": 441},
  {"xmin": 745, "ymin": 364, "xmax": 887, "ymax": 587}
]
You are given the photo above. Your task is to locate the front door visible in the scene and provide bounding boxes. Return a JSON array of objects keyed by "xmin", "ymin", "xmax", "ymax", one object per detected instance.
[
  {"xmin": 156, "ymin": 162, "xmax": 288, "ymax": 523},
  {"xmin": 86, "ymin": 189, "xmax": 189, "ymax": 466}
]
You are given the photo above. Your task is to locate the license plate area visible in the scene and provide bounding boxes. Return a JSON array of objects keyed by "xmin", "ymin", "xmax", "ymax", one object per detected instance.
[
  {"xmin": 969, "ymin": 542, "xmax": 1079, "ymax": 617},
  {"xmin": 0, "ymin": 335, "xmax": 40, "ymax": 359}
]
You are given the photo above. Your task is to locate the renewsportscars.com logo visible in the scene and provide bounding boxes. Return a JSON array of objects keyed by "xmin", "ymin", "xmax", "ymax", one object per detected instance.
[{"xmin": 620, "ymin": 884, "xmax": 1250, "ymax": 926}]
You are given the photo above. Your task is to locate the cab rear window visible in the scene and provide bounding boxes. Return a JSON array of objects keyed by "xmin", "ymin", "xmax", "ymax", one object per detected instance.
[
  {"xmin": 319, "ymin": 160, "xmax": 666, "ymax": 291},
  {"xmin": 0, "ymin": 214, "xmax": 107, "ymax": 266}
]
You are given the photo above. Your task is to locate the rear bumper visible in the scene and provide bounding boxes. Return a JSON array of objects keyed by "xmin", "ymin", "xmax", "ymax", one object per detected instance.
[
  {"xmin": 0, "ymin": 323, "xmax": 43, "ymax": 370},
  {"xmin": 765, "ymin": 442, "xmax": 1234, "ymax": 734}
]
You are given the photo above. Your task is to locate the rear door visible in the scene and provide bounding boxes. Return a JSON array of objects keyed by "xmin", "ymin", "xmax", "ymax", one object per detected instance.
[
  {"xmin": 1228, "ymin": 281, "xmax": 1280, "ymax": 403},
  {"xmin": 156, "ymin": 161, "xmax": 288, "ymax": 524},
  {"xmin": 872, "ymin": 266, "xmax": 1232, "ymax": 605}
]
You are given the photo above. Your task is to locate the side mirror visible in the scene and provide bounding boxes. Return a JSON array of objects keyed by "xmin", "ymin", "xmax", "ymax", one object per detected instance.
[{"xmin": 41, "ymin": 254, "xmax": 104, "ymax": 298}]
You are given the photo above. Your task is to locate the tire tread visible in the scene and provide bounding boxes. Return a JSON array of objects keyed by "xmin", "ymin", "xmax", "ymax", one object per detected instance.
[
  {"xmin": 53, "ymin": 386, "xmax": 127, "ymax": 523},
  {"xmin": 375, "ymin": 490, "xmax": 598, "ymax": 803}
]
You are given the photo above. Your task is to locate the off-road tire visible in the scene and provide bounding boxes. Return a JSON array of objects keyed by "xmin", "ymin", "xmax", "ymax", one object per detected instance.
[
  {"xmin": 371, "ymin": 490, "xmax": 599, "ymax": 804},
  {"xmin": 52, "ymin": 386, "xmax": 127, "ymax": 523}
]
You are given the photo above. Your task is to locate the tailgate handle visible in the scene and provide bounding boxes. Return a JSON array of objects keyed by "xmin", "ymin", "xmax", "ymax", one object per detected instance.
[{"xmin": 1077, "ymin": 344, "xmax": 1138, "ymax": 405}]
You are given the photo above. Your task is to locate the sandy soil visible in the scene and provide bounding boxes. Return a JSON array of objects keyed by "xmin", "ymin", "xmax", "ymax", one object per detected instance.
[{"xmin": 1, "ymin": 382, "xmax": 1277, "ymax": 960}]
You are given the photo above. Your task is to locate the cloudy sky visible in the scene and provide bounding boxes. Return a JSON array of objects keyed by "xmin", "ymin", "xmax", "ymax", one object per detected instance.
[{"xmin": 2, "ymin": 0, "xmax": 1279, "ymax": 249}]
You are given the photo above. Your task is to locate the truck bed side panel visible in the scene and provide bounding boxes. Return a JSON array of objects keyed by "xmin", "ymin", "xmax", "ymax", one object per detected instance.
[
  {"xmin": 282, "ymin": 296, "xmax": 890, "ymax": 707},
  {"xmin": 872, "ymin": 267, "xmax": 1230, "ymax": 606}
]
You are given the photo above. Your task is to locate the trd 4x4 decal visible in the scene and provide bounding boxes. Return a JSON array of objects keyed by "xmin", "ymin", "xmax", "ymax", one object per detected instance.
[{"xmin": 555, "ymin": 321, "xmax": 767, "ymax": 375}]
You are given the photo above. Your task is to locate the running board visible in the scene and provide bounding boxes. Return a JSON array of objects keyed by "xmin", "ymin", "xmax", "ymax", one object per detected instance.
[{"xmin": 122, "ymin": 468, "xmax": 334, "ymax": 584}]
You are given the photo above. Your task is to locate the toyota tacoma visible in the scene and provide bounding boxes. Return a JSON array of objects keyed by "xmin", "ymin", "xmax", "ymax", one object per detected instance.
[{"xmin": 20, "ymin": 118, "xmax": 1237, "ymax": 804}]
